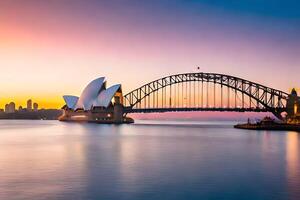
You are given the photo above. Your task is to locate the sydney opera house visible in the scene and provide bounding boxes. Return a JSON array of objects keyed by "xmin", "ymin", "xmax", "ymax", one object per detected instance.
[{"xmin": 59, "ymin": 77, "xmax": 133, "ymax": 124}]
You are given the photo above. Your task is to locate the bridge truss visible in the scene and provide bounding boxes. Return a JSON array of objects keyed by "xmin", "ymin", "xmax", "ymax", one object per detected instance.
[{"xmin": 123, "ymin": 73, "xmax": 289, "ymax": 119}]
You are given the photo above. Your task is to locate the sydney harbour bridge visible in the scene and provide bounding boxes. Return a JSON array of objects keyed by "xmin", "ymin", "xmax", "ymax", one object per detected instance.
[
  {"xmin": 60, "ymin": 72, "xmax": 299, "ymax": 123},
  {"xmin": 123, "ymin": 72, "xmax": 294, "ymax": 120}
]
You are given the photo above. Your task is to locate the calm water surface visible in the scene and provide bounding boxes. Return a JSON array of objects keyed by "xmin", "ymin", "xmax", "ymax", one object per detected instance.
[{"xmin": 0, "ymin": 120, "xmax": 299, "ymax": 200}]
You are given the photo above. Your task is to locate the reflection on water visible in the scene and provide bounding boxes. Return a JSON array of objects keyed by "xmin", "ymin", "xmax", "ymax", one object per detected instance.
[
  {"xmin": 0, "ymin": 120, "xmax": 299, "ymax": 200},
  {"xmin": 0, "ymin": 121, "xmax": 87, "ymax": 199},
  {"xmin": 286, "ymin": 132, "xmax": 300, "ymax": 199}
]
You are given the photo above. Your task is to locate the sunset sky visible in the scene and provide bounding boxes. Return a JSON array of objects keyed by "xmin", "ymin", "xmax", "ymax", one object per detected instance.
[{"xmin": 0, "ymin": 0, "xmax": 299, "ymax": 109}]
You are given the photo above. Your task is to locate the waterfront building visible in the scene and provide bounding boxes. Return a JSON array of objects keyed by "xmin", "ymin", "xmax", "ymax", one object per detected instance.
[
  {"xmin": 18, "ymin": 106, "xmax": 23, "ymax": 111},
  {"xmin": 27, "ymin": 99, "xmax": 32, "ymax": 111}
]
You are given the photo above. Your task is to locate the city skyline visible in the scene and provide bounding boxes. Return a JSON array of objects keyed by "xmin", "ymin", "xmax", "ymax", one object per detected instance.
[
  {"xmin": 2, "ymin": 99, "xmax": 39, "ymax": 112},
  {"xmin": 0, "ymin": 0, "xmax": 299, "ymax": 110}
]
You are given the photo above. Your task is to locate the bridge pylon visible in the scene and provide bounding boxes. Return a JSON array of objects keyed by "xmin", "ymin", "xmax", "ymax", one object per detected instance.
[{"xmin": 286, "ymin": 88, "xmax": 300, "ymax": 123}]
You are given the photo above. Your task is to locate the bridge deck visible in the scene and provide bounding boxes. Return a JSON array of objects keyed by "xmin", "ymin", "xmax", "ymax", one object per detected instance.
[{"xmin": 124, "ymin": 107, "xmax": 270, "ymax": 113}]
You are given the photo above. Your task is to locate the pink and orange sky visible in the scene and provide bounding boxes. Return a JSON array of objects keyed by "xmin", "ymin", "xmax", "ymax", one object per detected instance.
[{"xmin": 0, "ymin": 0, "xmax": 299, "ymax": 111}]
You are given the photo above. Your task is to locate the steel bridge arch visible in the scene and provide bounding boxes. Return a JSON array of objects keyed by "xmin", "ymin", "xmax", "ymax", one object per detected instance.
[{"xmin": 123, "ymin": 72, "xmax": 288, "ymax": 119}]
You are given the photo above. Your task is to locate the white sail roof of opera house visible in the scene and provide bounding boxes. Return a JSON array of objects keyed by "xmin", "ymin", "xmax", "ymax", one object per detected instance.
[
  {"xmin": 63, "ymin": 77, "xmax": 122, "ymax": 110},
  {"xmin": 63, "ymin": 95, "xmax": 79, "ymax": 109},
  {"xmin": 93, "ymin": 84, "xmax": 121, "ymax": 108},
  {"xmin": 75, "ymin": 77, "xmax": 106, "ymax": 110}
]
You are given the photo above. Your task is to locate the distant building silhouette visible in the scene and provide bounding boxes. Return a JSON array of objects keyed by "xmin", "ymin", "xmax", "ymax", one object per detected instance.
[
  {"xmin": 27, "ymin": 99, "xmax": 32, "ymax": 111},
  {"xmin": 18, "ymin": 106, "xmax": 23, "ymax": 111},
  {"xmin": 6, "ymin": 102, "xmax": 16, "ymax": 113},
  {"xmin": 33, "ymin": 103, "xmax": 38, "ymax": 111},
  {"xmin": 5, "ymin": 104, "xmax": 9, "ymax": 113}
]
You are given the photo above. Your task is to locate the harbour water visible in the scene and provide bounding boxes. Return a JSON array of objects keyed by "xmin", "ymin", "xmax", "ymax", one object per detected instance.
[{"xmin": 0, "ymin": 120, "xmax": 299, "ymax": 200}]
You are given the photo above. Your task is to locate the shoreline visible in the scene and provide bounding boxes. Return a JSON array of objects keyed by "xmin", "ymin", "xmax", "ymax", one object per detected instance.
[{"xmin": 234, "ymin": 123, "xmax": 300, "ymax": 132}]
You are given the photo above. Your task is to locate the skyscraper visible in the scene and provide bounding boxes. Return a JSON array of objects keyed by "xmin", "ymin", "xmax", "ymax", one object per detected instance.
[
  {"xmin": 33, "ymin": 103, "xmax": 38, "ymax": 111},
  {"xmin": 5, "ymin": 104, "xmax": 9, "ymax": 113},
  {"xmin": 27, "ymin": 99, "xmax": 32, "ymax": 111},
  {"xmin": 8, "ymin": 102, "xmax": 15, "ymax": 113}
]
